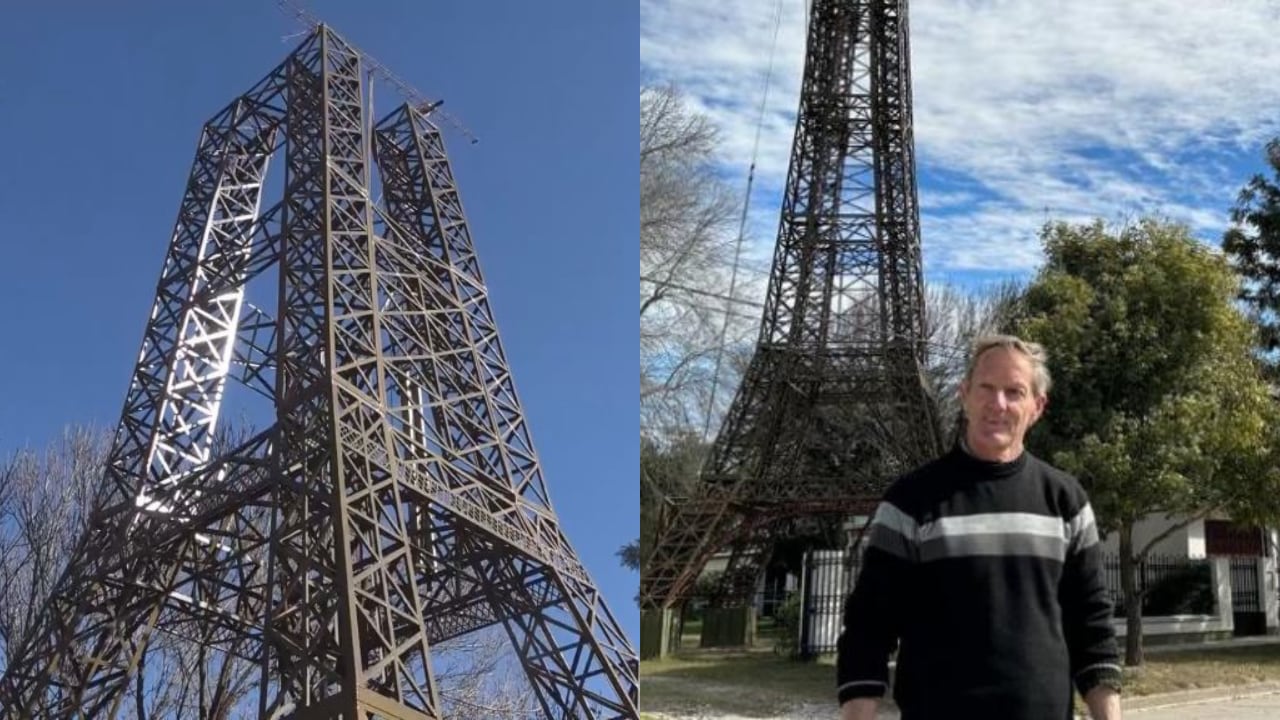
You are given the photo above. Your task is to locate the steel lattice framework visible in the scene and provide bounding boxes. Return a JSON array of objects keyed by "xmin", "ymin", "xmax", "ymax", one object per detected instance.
[
  {"xmin": 641, "ymin": 0, "xmax": 942, "ymax": 611},
  {"xmin": 0, "ymin": 25, "xmax": 637, "ymax": 720}
]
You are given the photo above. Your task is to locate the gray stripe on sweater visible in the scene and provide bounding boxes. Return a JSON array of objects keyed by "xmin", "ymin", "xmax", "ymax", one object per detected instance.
[{"xmin": 919, "ymin": 531, "xmax": 1066, "ymax": 562}]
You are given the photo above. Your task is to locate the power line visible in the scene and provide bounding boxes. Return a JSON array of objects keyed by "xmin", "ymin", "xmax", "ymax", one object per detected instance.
[
  {"xmin": 639, "ymin": 276, "xmax": 987, "ymax": 361},
  {"xmin": 704, "ymin": 0, "xmax": 788, "ymax": 441},
  {"xmin": 641, "ymin": 274, "xmax": 766, "ymax": 309},
  {"xmin": 276, "ymin": 0, "xmax": 479, "ymax": 144}
]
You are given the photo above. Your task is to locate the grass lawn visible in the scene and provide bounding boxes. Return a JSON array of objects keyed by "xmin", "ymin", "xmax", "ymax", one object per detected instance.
[
  {"xmin": 640, "ymin": 617, "xmax": 841, "ymax": 717},
  {"xmin": 641, "ymin": 626, "xmax": 1280, "ymax": 718},
  {"xmin": 1126, "ymin": 643, "xmax": 1280, "ymax": 694},
  {"xmin": 641, "ymin": 645, "xmax": 837, "ymax": 716}
]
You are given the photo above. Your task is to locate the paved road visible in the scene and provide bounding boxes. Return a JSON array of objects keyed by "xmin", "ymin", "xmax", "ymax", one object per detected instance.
[
  {"xmin": 643, "ymin": 688, "xmax": 1280, "ymax": 719},
  {"xmin": 1127, "ymin": 690, "xmax": 1280, "ymax": 719}
]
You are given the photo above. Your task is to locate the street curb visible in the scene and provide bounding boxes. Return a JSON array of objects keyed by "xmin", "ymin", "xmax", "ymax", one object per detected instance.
[{"xmin": 1121, "ymin": 681, "xmax": 1280, "ymax": 713}]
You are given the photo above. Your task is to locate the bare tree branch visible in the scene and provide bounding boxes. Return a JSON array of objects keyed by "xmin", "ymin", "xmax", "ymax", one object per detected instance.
[
  {"xmin": 1, "ymin": 420, "xmax": 561, "ymax": 716},
  {"xmin": 640, "ymin": 83, "xmax": 749, "ymax": 436}
]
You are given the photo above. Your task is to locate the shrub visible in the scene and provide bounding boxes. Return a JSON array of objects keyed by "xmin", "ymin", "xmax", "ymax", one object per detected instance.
[{"xmin": 773, "ymin": 592, "xmax": 802, "ymax": 658}]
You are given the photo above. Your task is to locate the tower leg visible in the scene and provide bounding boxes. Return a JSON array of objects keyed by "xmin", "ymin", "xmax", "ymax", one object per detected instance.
[
  {"xmin": 639, "ymin": 608, "xmax": 682, "ymax": 660},
  {"xmin": 700, "ymin": 606, "xmax": 757, "ymax": 649}
]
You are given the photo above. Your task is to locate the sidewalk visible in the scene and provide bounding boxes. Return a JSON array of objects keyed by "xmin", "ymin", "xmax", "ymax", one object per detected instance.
[
  {"xmin": 1143, "ymin": 633, "xmax": 1280, "ymax": 655},
  {"xmin": 645, "ymin": 684, "xmax": 1280, "ymax": 720},
  {"xmin": 645, "ymin": 687, "xmax": 1280, "ymax": 720},
  {"xmin": 641, "ymin": 635, "xmax": 1280, "ymax": 720},
  {"xmin": 1124, "ymin": 683, "xmax": 1280, "ymax": 718}
]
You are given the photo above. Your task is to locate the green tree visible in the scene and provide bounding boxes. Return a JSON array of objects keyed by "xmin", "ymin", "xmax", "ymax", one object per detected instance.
[
  {"xmin": 639, "ymin": 431, "xmax": 710, "ymax": 574},
  {"xmin": 617, "ymin": 540, "xmax": 640, "ymax": 571},
  {"xmin": 1011, "ymin": 218, "xmax": 1280, "ymax": 666},
  {"xmin": 617, "ymin": 538, "xmax": 640, "ymax": 606},
  {"xmin": 1224, "ymin": 139, "xmax": 1280, "ymax": 379}
]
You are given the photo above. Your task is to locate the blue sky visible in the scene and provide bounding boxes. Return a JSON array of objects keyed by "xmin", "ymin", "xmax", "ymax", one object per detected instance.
[
  {"xmin": 642, "ymin": 0, "xmax": 1280, "ymax": 299},
  {"xmin": 0, "ymin": 0, "xmax": 637, "ymax": 649}
]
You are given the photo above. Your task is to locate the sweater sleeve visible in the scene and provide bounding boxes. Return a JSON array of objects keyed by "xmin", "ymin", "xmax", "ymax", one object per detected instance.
[
  {"xmin": 1060, "ymin": 501, "xmax": 1123, "ymax": 696},
  {"xmin": 836, "ymin": 500, "xmax": 915, "ymax": 705}
]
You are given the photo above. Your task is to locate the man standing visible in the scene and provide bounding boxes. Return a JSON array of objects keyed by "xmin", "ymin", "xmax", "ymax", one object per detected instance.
[{"xmin": 837, "ymin": 335, "xmax": 1123, "ymax": 720}]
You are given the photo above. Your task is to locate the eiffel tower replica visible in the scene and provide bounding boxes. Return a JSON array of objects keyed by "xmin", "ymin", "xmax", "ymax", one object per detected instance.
[
  {"xmin": 640, "ymin": 0, "xmax": 942, "ymax": 656},
  {"xmin": 0, "ymin": 24, "xmax": 637, "ymax": 719}
]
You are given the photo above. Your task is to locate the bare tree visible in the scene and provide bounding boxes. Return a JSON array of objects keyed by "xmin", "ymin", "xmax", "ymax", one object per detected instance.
[
  {"xmin": 789, "ymin": 279, "xmax": 1026, "ymax": 484},
  {"xmin": 434, "ymin": 629, "xmax": 538, "ymax": 718},
  {"xmin": 0, "ymin": 426, "xmax": 104, "ymax": 668},
  {"xmin": 920, "ymin": 280, "xmax": 1024, "ymax": 444},
  {"xmin": 640, "ymin": 83, "xmax": 747, "ymax": 435},
  {"xmin": 0, "ymin": 425, "xmax": 539, "ymax": 718},
  {"xmin": 0, "ymin": 424, "xmax": 263, "ymax": 718},
  {"xmin": 640, "ymin": 84, "xmax": 737, "ymax": 316}
]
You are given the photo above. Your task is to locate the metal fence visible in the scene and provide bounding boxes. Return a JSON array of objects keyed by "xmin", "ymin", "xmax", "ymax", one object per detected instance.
[
  {"xmin": 1101, "ymin": 554, "xmax": 1214, "ymax": 616},
  {"xmin": 782, "ymin": 546, "xmax": 1271, "ymax": 657},
  {"xmin": 681, "ymin": 587, "xmax": 793, "ymax": 620},
  {"xmin": 799, "ymin": 548, "xmax": 861, "ymax": 656},
  {"xmin": 1230, "ymin": 556, "xmax": 1262, "ymax": 613},
  {"xmin": 720, "ymin": 588, "xmax": 793, "ymax": 615},
  {"xmin": 793, "ymin": 549, "xmax": 1224, "ymax": 656}
]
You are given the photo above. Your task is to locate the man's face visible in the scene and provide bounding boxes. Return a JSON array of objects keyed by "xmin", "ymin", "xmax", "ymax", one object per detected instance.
[{"xmin": 958, "ymin": 346, "xmax": 1047, "ymax": 462}]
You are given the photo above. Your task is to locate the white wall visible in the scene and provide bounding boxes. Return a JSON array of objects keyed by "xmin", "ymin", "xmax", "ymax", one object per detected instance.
[
  {"xmin": 1186, "ymin": 519, "xmax": 1207, "ymax": 558},
  {"xmin": 1267, "ymin": 530, "xmax": 1279, "ymax": 633},
  {"xmin": 1098, "ymin": 514, "xmax": 1201, "ymax": 558},
  {"xmin": 701, "ymin": 554, "xmax": 730, "ymax": 576}
]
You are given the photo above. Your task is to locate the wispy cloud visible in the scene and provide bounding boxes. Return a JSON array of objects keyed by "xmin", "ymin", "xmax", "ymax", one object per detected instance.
[{"xmin": 641, "ymin": 0, "xmax": 1280, "ymax": 284}]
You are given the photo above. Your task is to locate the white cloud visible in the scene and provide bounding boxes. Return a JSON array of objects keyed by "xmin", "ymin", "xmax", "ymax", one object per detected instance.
[{"xmin": 641, "ymin": 0, "xmax": 1280, "ymax": 279}]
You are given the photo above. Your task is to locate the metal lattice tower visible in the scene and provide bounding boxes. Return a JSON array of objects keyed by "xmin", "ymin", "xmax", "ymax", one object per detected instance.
[
  {"xmin": 0, "ymin": 25, "xmax": 638, "ymax": 720},
  {"xmin": 641, "ymin": 0, "xmax": 942, "ymax": 611}
]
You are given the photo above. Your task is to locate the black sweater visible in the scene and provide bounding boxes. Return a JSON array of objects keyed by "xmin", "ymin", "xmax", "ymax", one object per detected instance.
[{"xmin": 836, "ymin": 447, "xmax": 1122, "ymax": 720}]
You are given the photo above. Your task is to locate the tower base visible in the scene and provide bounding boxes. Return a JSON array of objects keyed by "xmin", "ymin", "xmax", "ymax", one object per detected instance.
[
  {"xmin": 640, "ymin": 608, "xmax": 683, "ymax": 660},
  {"xmin": 700, "ymin": 606, "xmax": 756, "ymax": 649}
]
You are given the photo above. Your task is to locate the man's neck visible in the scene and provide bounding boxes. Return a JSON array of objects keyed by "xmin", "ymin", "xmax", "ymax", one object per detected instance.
[{"xmin": 960, "ymin": 433, "xmax": 1023, "ymax": 463}]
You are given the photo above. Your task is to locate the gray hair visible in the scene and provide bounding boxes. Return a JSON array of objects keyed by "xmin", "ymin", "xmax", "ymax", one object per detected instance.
[{"xmin": 964, "ymin": 334, "xmax": 1052, "ymax": 396}]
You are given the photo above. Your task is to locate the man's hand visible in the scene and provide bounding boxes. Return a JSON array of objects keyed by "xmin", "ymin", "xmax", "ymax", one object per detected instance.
[
  {"xmin": 1084, "ymin": 685, "xmax": 1121, "ymax": 720},
  {"xmin": 839, "ymin": 697, "xmax": 879, "ymax": 720}
]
